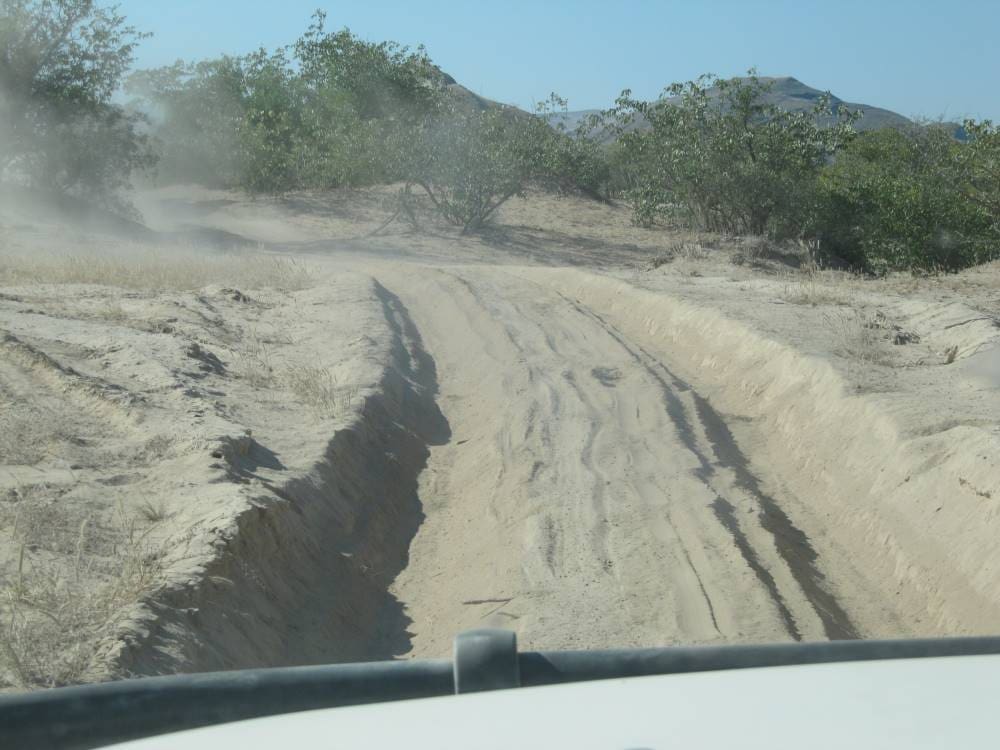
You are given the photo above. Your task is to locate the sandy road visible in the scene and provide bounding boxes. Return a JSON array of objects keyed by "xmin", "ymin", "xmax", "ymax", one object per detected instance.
[
  {"xmin": 369, "ymin": 263, "xmax": 862, "ymax": 657},
  {"xmin": 4, "ymin": 188, "xmax": 998, "ymax": 688}
]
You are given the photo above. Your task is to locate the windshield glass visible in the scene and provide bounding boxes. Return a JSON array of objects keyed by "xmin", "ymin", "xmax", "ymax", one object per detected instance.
[{"xmin": 1, "ymin": 0, "xmax": 998, "ymax": 699}]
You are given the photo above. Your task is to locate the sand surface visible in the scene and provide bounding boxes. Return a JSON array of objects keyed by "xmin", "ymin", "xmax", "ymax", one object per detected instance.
[{"xmin": 1, "ymin": 185, "xmax": 998, "ymax": 688}]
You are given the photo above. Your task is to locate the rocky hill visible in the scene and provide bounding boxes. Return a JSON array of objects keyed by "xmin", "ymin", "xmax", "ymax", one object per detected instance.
[{"xmin": 545, "ymin": 76, "xmax": 922, "ymax": 139}]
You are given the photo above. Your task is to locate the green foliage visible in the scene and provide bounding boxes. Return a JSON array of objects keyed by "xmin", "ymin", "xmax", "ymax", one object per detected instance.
[
  {"xmin": 0, "ymin": 0, "xmax": 155, "ymax": 204},
  {"xmin": 406, "ymin": 104, "xmax": 546, "ymax": 233},
  {"xmin": 230, "ymin": 47, "xmax": 308, "ymax": 193},
  {"xmin": 403, "ymin": 90, "xmax": 610, "ymax": 232},
  {"xmin": 402, "ymin": 93, "xmax": 611, "ymax": 234},
  {"xmin": 817, "ymin": 124, "xmax": 1000, "ymax": 272},
  {"xmin": 129, "ymin": 12, "xmax": 443, "ymax": 194},
  {"xmin": 957, "ymin": 119, "xmax": 1000, "ymax": 234},
  {"xmin": 602, "ymin": 70, "xmax": 998, "ymax": 272},
  {"xmin": 535, "ymin": 93, "xmax": 612, "ymax": 200},
  {"xmin": 125, "ymin": 11, "xmax": 610, "ymax": 233},
  {"xmin": 293, "ymin": 11, "xmax": 443, "ymax": 123},
  {"xmin": 608, "ymin": 71, "xmax": 856, "ymax": 235},
  {"xmin": 125, "ymin": 58, "xmax": 244, "ymax": 186}
]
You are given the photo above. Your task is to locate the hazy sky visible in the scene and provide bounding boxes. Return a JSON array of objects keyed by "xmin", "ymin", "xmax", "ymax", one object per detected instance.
[{"xmin": 117, "ymin": 0, "xmax": 1000, "ymax": 121}]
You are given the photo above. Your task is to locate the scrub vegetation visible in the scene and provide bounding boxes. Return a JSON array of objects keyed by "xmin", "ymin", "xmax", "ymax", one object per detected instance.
[{"xmin": 1, "ymin": 0, "xmax": 998, "ymax": 268}]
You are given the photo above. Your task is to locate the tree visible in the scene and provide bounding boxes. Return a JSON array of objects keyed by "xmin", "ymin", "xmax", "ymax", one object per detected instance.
[
  {"xmin": 291, "ymin": 12, "xmax": 443, "ymax": 188},
  {"xmin": 293, "ymin": 11, "xmax": 443, "ymax": 124},
  {"xmin": 608, "ymin": 71, "xmax": 856, "ymax": 235},
  {"xmin": 959, "ymin": 119, "xmax": 1000, "ymax": 230},
  {"xmin": 125, "ymin": 58, "xmax": 245, "ymax": 187},
  {"xmin": 816, "ymin": 124, "xmax": 1000, "ymax": 272},
  {"xmin": 535, "ymin": 93, "xmax": 612, "ymax": 201},
  {"xmin": 404, "ymin": 103, "xmax": 555, "ymax": 234},
  {"xmin": 124, "ymin": 12, "xmax": 610, "ymax": 234},
  {"xmin": 128, "ymin": 13, "xmax": 444, "ymax": 194},
  {"xmin": 0, "ymin": 0, "xmax": 154, "ymax": 203}
]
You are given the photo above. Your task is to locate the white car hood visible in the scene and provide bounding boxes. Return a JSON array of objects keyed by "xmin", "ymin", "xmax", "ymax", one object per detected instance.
[{"xmin": 110, "ymin": 654, "xmax": 999, "ymax": 749}]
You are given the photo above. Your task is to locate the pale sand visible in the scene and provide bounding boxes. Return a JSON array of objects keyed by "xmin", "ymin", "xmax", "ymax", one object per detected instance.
[{"xmin": 0, "ymin": 185, "xmax": 996, "ymax": 688}]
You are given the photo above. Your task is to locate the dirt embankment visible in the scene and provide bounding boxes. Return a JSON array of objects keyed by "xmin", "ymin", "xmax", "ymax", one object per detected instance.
[
  {"xmin": 110, "ymin": 283, "xmax": 449, "ymax": 675},
  {"xmin": 0, "ymin": 257, "xmax": 449, "ymax": 686}
]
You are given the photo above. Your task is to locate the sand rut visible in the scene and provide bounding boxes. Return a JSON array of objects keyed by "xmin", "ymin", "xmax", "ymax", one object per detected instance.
[
  {"xmin": 374, "ymin": 265, "xmax": 871, "ymax": 656},
  {"xmin": 111, "ymin": 286, "xmax": 448, "ymax": 674},
  {"xmin": 560, "ymin": 295, "xmax": 858, "ymax": 640}
]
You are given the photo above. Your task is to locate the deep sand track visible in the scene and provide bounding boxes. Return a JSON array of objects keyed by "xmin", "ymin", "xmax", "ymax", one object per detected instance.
[
  {"xmin": 366, "ymin": 263, "xmax": 886, "ymax": 656},
  {"xmin": 98, "ymin": 185, "xmax": 996, "ymax": 667},
  {"xmin": 7, "ymin": 188, "xmax": 999, "ymax": 684}
]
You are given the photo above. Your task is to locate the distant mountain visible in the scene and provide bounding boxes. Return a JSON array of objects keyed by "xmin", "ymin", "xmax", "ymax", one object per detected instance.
[
  {"xmin": 437, "ymin": 73, "xmax": 966, "ymax": 142},
  {"xmin": 545, "ymin": 76, "xmax": 922, "ymax": 141},
  {"xmin": 745, "ymin": 76, "xmax": 911, "ymax": 130},
  {"xmin": 439, "ymin": 70, "xmax": 508, "ymax": 112}
]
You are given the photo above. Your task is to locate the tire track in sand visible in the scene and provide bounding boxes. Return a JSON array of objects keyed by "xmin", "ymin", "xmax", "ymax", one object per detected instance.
[{"xmin": 555, "ymin": 292, "xmax": 858, "ymax": 641}]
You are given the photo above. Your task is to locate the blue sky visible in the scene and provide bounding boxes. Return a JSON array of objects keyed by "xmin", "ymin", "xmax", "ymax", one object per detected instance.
[{"xmin": 117, "ymin": 0, "xmax": 1000, "ymax": 121}]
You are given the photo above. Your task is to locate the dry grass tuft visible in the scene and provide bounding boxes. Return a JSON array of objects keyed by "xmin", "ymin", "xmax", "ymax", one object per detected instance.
[
  {"xmin": 783, "ymin": 277, "xmax": 855, "ymax": 306},
  {"xmin": 643, "ymin": 252, "xmax": 674, "ymax": 271},
  {"xmin": 670, "ymin": 240, "xmax": 711, "ymax": 262},
  {"xmin": 824, "ymin": 308, "xmax": 894, "ymax": 366},
  {"xmin": 0, "ymin": 493, "xmax": 163, "ymax": 689},
  {"xmin": 233, "ymin": 329, "xmax": 276, "ymax": 387},
  {"xmin": 96, "ymin": 300, "xmax": 130, "ymax": 324},
  {"xmin": 136, "ymin": 499, "xmax": 170, "ymax": 524},
  {"xmin": 728, "ymin": 236, "xmax": 769, "ymax": 266},
  {"xmin": 284, "ymin": 364, "xmax": 359, "ymax": 417}
]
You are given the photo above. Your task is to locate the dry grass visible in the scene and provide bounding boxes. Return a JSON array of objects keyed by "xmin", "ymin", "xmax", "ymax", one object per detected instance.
[
  {"xmin": 0, "ymin": 493, "xmax": 164, "ymax": 689},
  {"xmin": 782, "ymin": 277, "xmax": 856, "ymax": 306},
  {"xmin": 670, "ymin": 240, "xmax": 711, "ymax": 262},
  {"xmin": 0, "ymin": 244, "xmax": 314, "ymax": 292},
  {"xmin": 96, "ymin": 300, "xmax": 130, "ymax": 324},
  {"xmin": 233, "ymin": 337, "xmax": 360, "ymax": 415},
  {"xmin": 233, "ymin": 328, "xmax": 276, "ymax": 387},
  {"xmin": 824, "ymin": 308, "xmax": 894, "ymax": 366},
  {"xmin": 136, "ymin": 499, "xmax": 170, "ymax": 524},
  {"xmin": 284, "ymin": 364, "xmax": 359, "ymax": 417},
  {"xmin": 0, "ymin": 395, "xmax": 76, "ymax": 466},
  {"xmin": 728, "ymin": 236, "xmax": 769, "ymax": 266}
]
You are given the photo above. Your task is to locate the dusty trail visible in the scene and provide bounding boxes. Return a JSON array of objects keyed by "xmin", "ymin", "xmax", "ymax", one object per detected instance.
[
  {"xmin": 5, "ymin": 187, "xmax": 999, "ymax": 688},
  {"xmin": 370, "ymin": 264, "xmax": 864, "ymax": 656}
]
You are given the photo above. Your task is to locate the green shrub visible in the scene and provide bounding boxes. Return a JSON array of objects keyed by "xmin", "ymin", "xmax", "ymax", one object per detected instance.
[
  {"xmin": 405, "ymin": 105, "xmax": 549, "ymax": 233},
  {"xmin": 607, "ymin": 71, "xmax": 856, "ymax": 235},
  {"xmin": 129, "ymin": 17, "xmax": 608, "ymax": 230},
  {"xmin": 534, "ymin": 94, "xmax": 612, "ymax": 200},
  {"xmin": 816, "ymin": 125, "xmax": 1000, "ymax": 272},
  {"xmin": 125, "ymin": 58, "xmax": 244, "ymax": 187},
  {"xmin": 1, "ymin": 0, "xmax": 155, "ymax": 207},
  {"xmin": 400, "ymin": 93, "xmax": 612, "ymax": 234},
  {"xmin": 128, "ymin": 12, "xmax": 444, "ymax": 194}
]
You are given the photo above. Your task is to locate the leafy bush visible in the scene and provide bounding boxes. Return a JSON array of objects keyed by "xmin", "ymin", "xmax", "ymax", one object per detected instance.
[
  {"xmin": 129, "ymin": 12, "xmax": 444, "ymax": 194},
  {"xmin": 816, "ymin": 124, "xmax": 1000, "ymax": 272},
  {"xmin": 607, "ymin": 72, "xmax": 856, "ymax": 236},
  {"xmin": 403, "ymin": 105, "xmax": 543, "ymax": 233},
  {"xmin": 125, "ymin": 58, "xmax": 244, "ymax": 186},
  {"xmin": 961, "ymin": 120, "xmax": 1000, "ymax": 224},
  {"xmin": 0, "ymin": 0, "xmax": 155, "ymax": 206},
  {"xmin": 402, "ymin": 91, "xmax": 614, "ymax": 234},
  {"xmin": 293, "ymin": 12, "xmax": 442, "ymax": 124},
  {"xmin": 128, "ymin": 49, "xmax": 375, "ymax": 193},
  {"xmin": 604, "ymin": 70, "xmax": 998, "ymax": 272},
  {"xmin": 129, "ymin": 17, "xmax": 608, "ymax": 233},
  {"xmin": 534, "ymin": 94, "xmax": 612, "ymax": 200}
]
